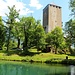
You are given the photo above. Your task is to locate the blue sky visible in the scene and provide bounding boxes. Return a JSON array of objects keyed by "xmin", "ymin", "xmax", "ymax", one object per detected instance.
[{"xmin": 0, "ymin": 0, "xmax": 71, "ymax": 26}]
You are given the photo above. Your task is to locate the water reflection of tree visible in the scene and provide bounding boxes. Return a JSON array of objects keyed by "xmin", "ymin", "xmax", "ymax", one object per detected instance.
[{"xmin": 70, "ymin": 65, "xmax": 75, "ymax": 75}]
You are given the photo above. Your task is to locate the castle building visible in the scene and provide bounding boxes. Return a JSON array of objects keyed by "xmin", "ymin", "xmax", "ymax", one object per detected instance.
[{"xmin": 43, "ymin": 3, "xmax": 62, "ymax": 33}]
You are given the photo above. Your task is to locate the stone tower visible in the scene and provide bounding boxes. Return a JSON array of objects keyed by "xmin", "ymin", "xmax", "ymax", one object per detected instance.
[{"xmin": 43, "ymin": 3, "xmax": 62, "ymax": 33}]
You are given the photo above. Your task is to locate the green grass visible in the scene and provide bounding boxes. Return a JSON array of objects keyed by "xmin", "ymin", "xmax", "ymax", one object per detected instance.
[{"xmin": 0, "ymin": 49, "xmax": 75, "ymax": 64}]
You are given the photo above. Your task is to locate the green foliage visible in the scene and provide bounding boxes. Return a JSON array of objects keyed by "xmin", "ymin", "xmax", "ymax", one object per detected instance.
[
  {"xmin": 20, "ymin": 16, "xmax": 36, "ymax": 52},
  {"xmin": 69, "ymin": 0, "xmax": 75, "ymax": 17},
  {"xmin": 0, "ymin": 16, "xmax": 5, "ymax": 49},
  {"xmin": 9, "ymin": 40, "xmax": 17, "ymax": 49},
  {"xmin": 34, "ymin": 24, "xmax": 46, "ymax": 50},
  {"xmin": 6, "ymin": 5, "xmax": 19, "ymax": 22},
  {"xmin": 20, "ymin": 17, "xmax": 46, "ymax": 52},
  {"xmin": 46, "ymin": 27, "xmax": 65, "ymax": 54},
  {"xmin": 64, "ymin": 19, "xmax": 75, "ymax": 53},
  {"xmin": 11, "ymin": 21, "xmax": 23, "ymax": 48},
  {"xmin": 5, "ymin": 5, "xmax": 19, "ymax": 51}
]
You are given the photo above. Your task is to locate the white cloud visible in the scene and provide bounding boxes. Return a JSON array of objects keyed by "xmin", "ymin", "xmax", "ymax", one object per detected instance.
[
  {"xmin": 0, "ymin": 0, "xmax": 34, "ymax": 16},
  {"xmin": 29, "ymin": 0, "xmax": 43, "ymax": 9}
]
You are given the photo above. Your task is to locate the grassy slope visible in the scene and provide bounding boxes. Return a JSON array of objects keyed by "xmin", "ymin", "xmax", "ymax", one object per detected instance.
[{"xmin": 0, "ymin": 49, "xmax": 75, "ymax": 63}]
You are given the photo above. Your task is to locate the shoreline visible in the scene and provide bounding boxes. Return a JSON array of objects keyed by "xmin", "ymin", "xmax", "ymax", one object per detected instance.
[
  {"xmin": 0, "ymin": 57, "xmax": 75, "ymax": 65},
  {"xmin": 0, "ymin": 50, "xmax": 75, "ymax": 65}
]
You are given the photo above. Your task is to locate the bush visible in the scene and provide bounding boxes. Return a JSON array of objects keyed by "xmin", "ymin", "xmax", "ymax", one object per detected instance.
[{"xmin": 61, "ymin": 59, "xmax": 75, "ymax": 65}]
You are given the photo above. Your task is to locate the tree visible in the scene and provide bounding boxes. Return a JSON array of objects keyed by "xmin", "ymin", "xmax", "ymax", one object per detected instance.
[
  {"xmin": 11, "ymin": 21, "xmax": 23, "ymax": 49},
  {"xmin": 5, "ymin": 5, "xmax": 19, "ymax": 51},
  {"xmin": 46, "ymin": 27, "xmax": 65, "ymax": 54},
  {"xmin": 69, "ymin": 0, "xmax": 75, "ymax": 17},
  {"xmin": 34, "ymin": 22, "xmax": 46, "ymax": 50},
  {"xmin": 64, "ymin": 19, "xmax": 75, "ymax": 53},
  {"xmin": 20, "ymin": 17, "xmax": 46, "ymax": 53},
  {"xmin": 20, "ymin": 16, "xmax": 36, "ymax": 52},
  {"xmin": 0, "ymin": 16, "xmax": 5, "ymax": 49}
]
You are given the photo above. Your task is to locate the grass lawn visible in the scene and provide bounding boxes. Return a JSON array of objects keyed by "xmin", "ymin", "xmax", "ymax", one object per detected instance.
[{"xmin": 0, "ymin": 49, "xmax": 75, "ymax": 64}]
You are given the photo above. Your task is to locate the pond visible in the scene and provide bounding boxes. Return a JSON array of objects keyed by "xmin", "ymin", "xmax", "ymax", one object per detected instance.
[{"xmin": 0, "ymin": 61, "xmax": 75, "ymax": 75}]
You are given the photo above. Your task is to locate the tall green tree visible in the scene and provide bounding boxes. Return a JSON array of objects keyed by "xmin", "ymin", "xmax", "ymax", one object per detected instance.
[
  {"xmin": 0, "ymin": 16, "xmax": 5, "ymax": 49},
  {"xmin": 20, "ymin": 17, "xmax": 46, "ymax": 52},
  {"xmin": 20, "ymin": 16, "xmax": 36, "ymax": 52},
  {"xmin": 46, "ymin": 27, "xmax": 65, "ymax": 54},
  {"xmin": 5, "ymin": 5, "xmax": 19, "ymax": 51},
  {"xmin": 34, "ymin": 21, "xmax": 46, "ymax": 50},
  {"xmin": 64, "ymin": 19, "xmax": 75, "ymax": 53}
]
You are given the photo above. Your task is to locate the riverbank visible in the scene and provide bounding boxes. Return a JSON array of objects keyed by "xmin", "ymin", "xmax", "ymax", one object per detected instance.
[{"xmin": 0, "ymin": 49, "xmax": 75, "ymax": 65}]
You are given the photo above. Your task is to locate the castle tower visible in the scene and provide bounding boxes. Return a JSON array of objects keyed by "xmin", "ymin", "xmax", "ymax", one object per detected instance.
[{"xmin": 43, "ymin": 3, "xmax": 62, "ymax": 33}]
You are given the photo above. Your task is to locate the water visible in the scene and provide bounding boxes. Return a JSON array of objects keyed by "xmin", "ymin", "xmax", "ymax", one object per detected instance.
[{"xmin": 0, "ymin": 61, "xmax": 74, "ymax": 75}]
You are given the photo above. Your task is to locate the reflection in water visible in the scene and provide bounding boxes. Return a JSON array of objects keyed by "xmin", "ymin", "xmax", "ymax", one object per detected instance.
[
  {"xmin": 0, "ymin": 61, "xmax": 74, "ymax": 75},
  {"xmin": 70, "ymin": 65, "xmax": 75, "ymax": 75}
]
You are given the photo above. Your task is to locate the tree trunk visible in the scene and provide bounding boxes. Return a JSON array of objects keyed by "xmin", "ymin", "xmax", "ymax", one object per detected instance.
[
  {"xmin": 55, "ymin": 46, "xmax": 57, "ymax": 54},
  {"xmin": 17, "ymin": 37, "xmax": 20, "ymax": 48},
  {"xmin": 23, "ymin": 25, "xmax": 28, "ymax": 52}
]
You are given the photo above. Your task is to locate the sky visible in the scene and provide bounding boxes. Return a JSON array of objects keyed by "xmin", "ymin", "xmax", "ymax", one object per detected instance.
[{"xmin": 0, "ymin": 0, "xmax": 71, "ymax": 26}]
